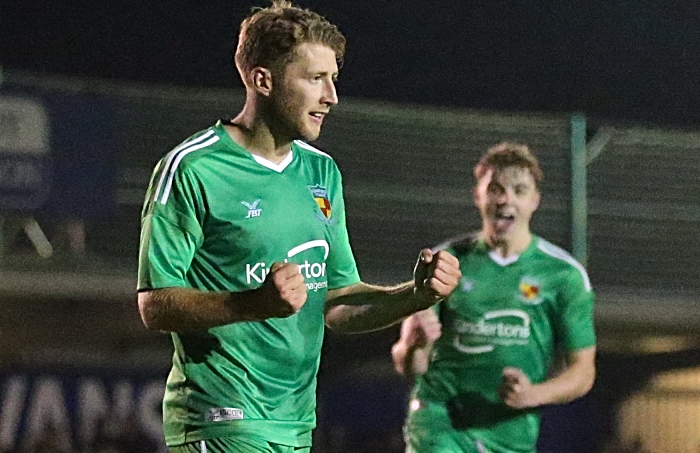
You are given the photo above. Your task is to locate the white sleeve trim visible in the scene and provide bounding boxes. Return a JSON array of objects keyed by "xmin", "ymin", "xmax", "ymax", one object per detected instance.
[
  {"xmin": 537, "ymin": 239, "xmax": 592, "ymax": 292},
  {"xmin": 156, "ymin": 132, "xmax": 220, "ymax": 205},
  {"xmin": 294, "ymin": 140, "xmax": 332, "ymax": 158}
]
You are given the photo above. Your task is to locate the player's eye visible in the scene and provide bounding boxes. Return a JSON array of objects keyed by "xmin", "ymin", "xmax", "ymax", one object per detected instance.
[
  {"xmin": 514, "ymin": 185, "xmax": 531, "ymax": 196},
  {"xmin": 487, "ymin": 184, "xmax": 503, "ymax": 195}
]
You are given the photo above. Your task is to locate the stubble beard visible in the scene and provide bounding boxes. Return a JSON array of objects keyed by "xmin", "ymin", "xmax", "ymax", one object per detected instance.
[{"xmin": 268, "ymin": 91, "xmax": 320, "ymax": 143}]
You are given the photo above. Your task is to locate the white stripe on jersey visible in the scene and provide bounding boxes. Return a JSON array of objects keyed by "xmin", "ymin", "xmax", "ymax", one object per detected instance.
[
  {"xmin": 294, "ymin": 139, "xmax": 332, "ymax": 158},
  {"xmin": 158, "ymin": 132, "xmax": 220, "ymax": 205},
  {"xmin": 200, "ymin": 440, "xmax": 207, "ymax": 453},
  {"xmin": 537, "ymin": 239, "xmax": 592, "ymax": 291},
  {"xmin": 153, "ymin": 129, "xmax": 217, "ymax": 204}
]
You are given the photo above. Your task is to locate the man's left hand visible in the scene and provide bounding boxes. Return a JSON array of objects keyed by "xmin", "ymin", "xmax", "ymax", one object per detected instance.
[
  {"xmin": 413, "ymin": 249, "xmax": 461, "ymax": 302},
  {"xmin": 499, "ymin": 367, "xmax": 540, "ymax": 409}
]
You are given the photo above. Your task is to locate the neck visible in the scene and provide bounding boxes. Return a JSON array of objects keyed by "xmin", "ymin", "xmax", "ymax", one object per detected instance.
[
  {"xmin": 226, "ymin": 104, "xmax": 292, "ymax": 164},
  {"xmin": 484, "ymin": 230, "xmax": 533, "ymax": 258}
]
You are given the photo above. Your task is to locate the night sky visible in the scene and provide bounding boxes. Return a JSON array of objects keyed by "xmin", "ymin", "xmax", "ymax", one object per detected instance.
[{"xmin": 2, "ymin": 0, "xmax": 699, "ymax": 127}]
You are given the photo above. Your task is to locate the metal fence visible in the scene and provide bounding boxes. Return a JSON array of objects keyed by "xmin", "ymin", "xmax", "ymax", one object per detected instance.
[{"xmin": 1, "ymin": 70, "xmax": 699, "ymax": 324}]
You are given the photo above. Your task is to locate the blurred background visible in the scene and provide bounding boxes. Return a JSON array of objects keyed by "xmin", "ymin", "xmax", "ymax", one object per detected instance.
[{"xmin": 1, "ymin": 1, "xmax": 699, "ymax": 452}]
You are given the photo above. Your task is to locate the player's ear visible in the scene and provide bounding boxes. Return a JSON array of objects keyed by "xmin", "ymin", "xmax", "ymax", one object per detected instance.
[
  {"xmin": 532, "ymin": 190, "xmax": 541, "ymax": 210},
  {"xmin": 472, "ymin": 185, "xmax": 481, "ymax": 207},
  {"xmin": 252, "ymin": 67, "xmax": 273, "ymax": 96}
]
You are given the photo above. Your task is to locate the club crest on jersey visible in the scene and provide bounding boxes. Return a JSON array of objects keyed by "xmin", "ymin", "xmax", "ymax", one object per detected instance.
[
  {"xmin": 518, "ymin": 277, "xmax": 543, "ymax": 305},
  {"xmin": 242, "ymin": 199, "xmax": 261, "ymax": 218},
  {"xmin": 308, "ymin": 184, "xmax": 332, "ymax": 219}
]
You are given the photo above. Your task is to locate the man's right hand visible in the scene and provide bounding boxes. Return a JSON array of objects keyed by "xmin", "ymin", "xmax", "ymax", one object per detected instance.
[
  {"xmin": 403, "ymin": 308, "xmax": 442, "ymax": 349},
  {"xmin": 256, "ymin": 262, "xmax": 308, "ymax": 318}
]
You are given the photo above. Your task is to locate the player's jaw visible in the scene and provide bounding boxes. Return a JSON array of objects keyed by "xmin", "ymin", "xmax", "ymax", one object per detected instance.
[
  {"xmin": 485, "ymin": 210, "xmax": 519, "ymax": 244},
  {"xmin": 267, "ymin": 94, "xmax": 328, "ymax": 142},
  {"xmin": 304, "ymin": 109, "xmax": 330, "ymax": 139}
]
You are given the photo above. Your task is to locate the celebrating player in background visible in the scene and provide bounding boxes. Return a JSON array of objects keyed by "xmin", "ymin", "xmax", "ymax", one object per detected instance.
[
  {"xmin": 136, "ymin": 2, "xmax": 460, "ymax": 453},
  {"xmin": 392, "ymin": 142, "xmax": 596, "ymax": 453}
]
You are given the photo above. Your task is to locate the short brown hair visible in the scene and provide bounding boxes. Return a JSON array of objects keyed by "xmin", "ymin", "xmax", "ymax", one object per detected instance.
[
  {"xmin": 474, "ymin": 142, "xmax": 544, "ymax": 190},
  {"xmin": 234, "ymin": 0, "xmax": 346, "ymax": 76}
]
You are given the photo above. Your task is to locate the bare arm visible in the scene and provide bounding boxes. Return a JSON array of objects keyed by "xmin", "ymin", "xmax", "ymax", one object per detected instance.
[
  {"xmin": 138, "ymin": 262, "xmax": 307, "ymax": 332},
  {"xmin": 391, "ymin": 309, "xmax": 442, "ymax": 376},
  {"xmin": 324, "ymin": 249, "xmax": 461, "ymax": 333},
  {"xmin": 498, "ymin": 346, "xmax": 597, "ymax": 409}
]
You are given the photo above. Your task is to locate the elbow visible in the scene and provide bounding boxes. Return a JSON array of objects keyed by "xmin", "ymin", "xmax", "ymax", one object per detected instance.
[
  {"xmin": 138, "ymin": 301, "xmax": 160, "ymax": 331},
  {"xmin": 138, "ymin": 292, "xmax": 167, "ymax": 331},
  {"xmin": 570, "ymin": 365, "xmax": 596, "ymax": 401},
  {"xmin": 323, "ymin": 308, "xmax": 340, "ymax": 331},
  {"xmin": 581, "ymin": 367, "xmax": 596, "ymax": 396},
  {"xmin": 323, "ymin": 305, "xmax": 355, "ymax": 333}
]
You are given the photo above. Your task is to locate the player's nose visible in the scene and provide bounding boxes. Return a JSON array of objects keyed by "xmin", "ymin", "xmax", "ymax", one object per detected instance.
[{"xmin": 322, "ymin": 80, "xmax": 338, "ymax": 106}]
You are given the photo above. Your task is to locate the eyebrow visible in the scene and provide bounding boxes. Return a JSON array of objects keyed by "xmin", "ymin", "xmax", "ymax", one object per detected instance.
[{"xmin": 308, "ymin": 69, "xmax": 338, "ymax": 78}]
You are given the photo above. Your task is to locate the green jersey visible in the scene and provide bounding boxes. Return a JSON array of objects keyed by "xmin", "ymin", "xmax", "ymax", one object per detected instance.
[
  {"xmin": 406, "ymin": 234, "xmax": 595, "ymax": 453},
  {"xmin": 137, "ymin": 121, "xmax": 360, "ymax": 447}
]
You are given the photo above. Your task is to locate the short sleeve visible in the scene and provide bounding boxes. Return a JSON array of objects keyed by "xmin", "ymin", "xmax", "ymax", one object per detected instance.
[
  {"xmin": 324, "ymin": 168, "xmax": 361, "ymax": 289},
  {"xmin": 137, "ymin": 163, "xmax": 204, "ymax": 290},
  {"xmin": 557, "ymin": 268, "xmax": 596, "ymax": 351}
]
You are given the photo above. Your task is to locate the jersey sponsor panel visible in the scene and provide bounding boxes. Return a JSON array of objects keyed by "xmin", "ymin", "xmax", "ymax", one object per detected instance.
[
  {"xmin": 452, "ymin": 310, "xmax": 531, "ymax": 354},
  {"xmin": 245, "ymin": 240, "xmax": 330, "ymax": 292}
]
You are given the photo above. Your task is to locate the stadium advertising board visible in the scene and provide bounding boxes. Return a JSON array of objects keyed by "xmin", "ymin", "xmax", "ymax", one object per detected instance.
[{"xmin": 0, "ymin": 370, "xmax": 166, "ymax": 452}]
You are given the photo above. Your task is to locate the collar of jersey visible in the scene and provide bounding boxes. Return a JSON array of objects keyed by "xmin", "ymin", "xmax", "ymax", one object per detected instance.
[
  {"xmin": 215, "ymin": 120, "xmax": 294, "ymax": 173},
  {"xmin": 483, "ymin": 235, "xmax": 539, "ymax": 267},
  {"xmin": 251, "ymin": 151, "xmax": 293, "ymax": 173}
]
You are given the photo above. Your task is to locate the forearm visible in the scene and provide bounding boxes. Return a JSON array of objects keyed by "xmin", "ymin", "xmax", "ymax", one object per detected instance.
[
  {"xmin": 137, "ymin": 287, "xmax": 264, "ymax": 332},
  {"xmin": 531, "ymin": 348, "xmax": 596, "ymax": 406},
  {"xmin": 324, "ymin": 282, "xmax": 436, "ymax": 333}
]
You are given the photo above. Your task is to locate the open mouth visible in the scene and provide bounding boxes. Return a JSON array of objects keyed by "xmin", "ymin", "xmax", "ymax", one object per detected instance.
[
  {"xmin": 309, "ymin": 112, "xmax": 326, "ymax": 123},
  {"xmin": 495, "ymin": 213, "xmax": 515, "ymax": 230}
]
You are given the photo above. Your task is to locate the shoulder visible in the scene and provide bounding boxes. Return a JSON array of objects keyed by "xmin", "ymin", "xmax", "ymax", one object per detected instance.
[
  {"xmin": 433, "ymin": 232, "xmax": 481, "ymax": 256},
  {"xmin": 147, "ymin": 126, "xmax": 224, "ymax": 206},
  {"xmin": 159, "ymin": 127, "xmax": 223, "ymax": 171},
  {"xmin": 293, "ymin": 140, "xmax": 336, "ymax": 164},
  {"xmin": 535, "ymin": 238, "xmax": 592, "ymax": 291}
]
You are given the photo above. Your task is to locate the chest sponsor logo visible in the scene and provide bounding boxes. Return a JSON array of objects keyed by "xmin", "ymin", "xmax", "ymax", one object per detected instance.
[
  {"xmin": 205, "ymin": 407, "xmax": 244, "ymax": 422},
  {"xmin": 308, "ymin": 184, "xmax": 332, "ymax": 219},
  {"xmin": 518, "ymin": 277, "xmax": 543, "ymax": 305},
  {"xmin": 245, "ymin": 240, "xmax": 330, "ymax": 292},
  {"xmin": 242, "ymin": 199, "xmax": 261, "ymax": 218},
  {"xmin": 452, "ymin": 309, "xmax": 530, "ymax": 354}
]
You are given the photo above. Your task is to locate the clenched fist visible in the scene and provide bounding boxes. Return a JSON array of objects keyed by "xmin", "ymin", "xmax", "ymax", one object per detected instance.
[
  {"xmin": 402, "ymin": 308, "xmax": 442, "ymax": 349},
  {"xmin": 498, "ymin": 367, "xmax": 538, "ymax": 409},
  {"xmin": 413, "ymin": 248, "xmax": 461, "ymax": 302},
  {"xmin": 256, "ymin": 262, "xmax": 308, "ymax": 319}
]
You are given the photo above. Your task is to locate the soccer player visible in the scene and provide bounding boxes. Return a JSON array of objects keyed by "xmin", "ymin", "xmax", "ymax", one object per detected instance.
[
  {"xmin": 136, "ymin": 2, "xmax": 461, "ymax": 453},
  {"xmin": 392, "ymin": 142, "xmax": 596, "ymax": 453}
]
